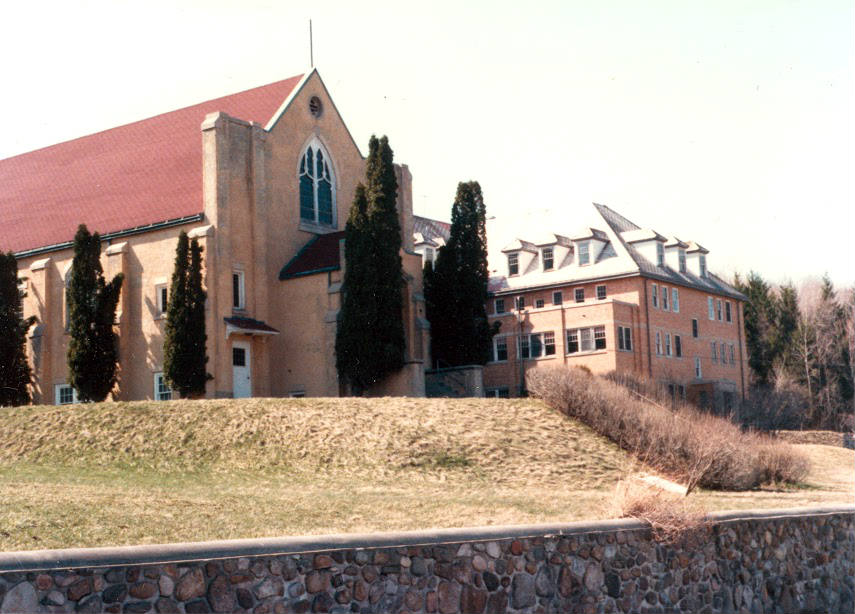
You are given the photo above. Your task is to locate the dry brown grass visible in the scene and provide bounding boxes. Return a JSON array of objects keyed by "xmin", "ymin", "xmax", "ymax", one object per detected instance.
[
  {"xmin": 527, "ymin": 367, "xmax": 811, "ymax": 491},
  {"xmin": 612, "ymin": 480, "xmax": 709, "ymax": 543}
]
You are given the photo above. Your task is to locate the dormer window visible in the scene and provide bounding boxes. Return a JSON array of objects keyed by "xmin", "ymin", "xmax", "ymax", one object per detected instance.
[
  {"xmin": 656, "ymin": 243, "xmax": 665, "ymax": 268},
  {"xmin": 699, "ymin": 254, "xmax": 707, "ymax": 277},
  {"xmin": 578, "ymin": 241, "xmax": 590, "ymax": 266},
  {"xmin": 507, "ymin": 253, "xmax": 519, "ymax": 276},
  {"xmin": 678, "ymin": 249, "xmax": 687, "ymax": 273},
  {"xmin": 542, "ymin": 247, "xmax": 554, "ymax": 271},
  {"xmin": 299, "ymin": 140, "xmax": 336, "ymax": 227}
]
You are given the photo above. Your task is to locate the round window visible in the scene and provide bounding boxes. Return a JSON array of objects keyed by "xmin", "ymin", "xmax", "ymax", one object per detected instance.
[{"xmin": 309, "ymin": 96, "xmax": 323, "ymax": 118}]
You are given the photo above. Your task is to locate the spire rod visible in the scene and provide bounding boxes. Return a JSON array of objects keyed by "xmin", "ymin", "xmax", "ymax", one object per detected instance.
[{"xmin": 309, "ymin": 19, "xmax": 314, "ymax": 68}]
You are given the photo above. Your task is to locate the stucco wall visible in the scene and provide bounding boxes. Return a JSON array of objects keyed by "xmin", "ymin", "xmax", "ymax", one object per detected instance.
[{"xmin": 0, "ymin": 506, "xmax": 851, "ymax": 614}]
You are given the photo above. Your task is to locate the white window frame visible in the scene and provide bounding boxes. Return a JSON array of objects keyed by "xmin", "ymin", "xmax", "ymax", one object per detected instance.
[
  {"xmin": 729, "ymin": 344, "xmax": 735, "ymax": 364},
  {"xmin": 720, "ymin": 341, "xmax": 727, "ymax": 364},
  {"xmin": 678, "ymin": 249, "xmax": 687, "ymax": 273},
  {"xmin": 552, "ymin": 291, "xmax": 563, "ymax": 306},
  {"xmin": 662, "ymin": 285, "xmax": 669, "ymax": 311},
  {"xmin": 699, "ymin": 254, "xmax": 707, "ymax": 278},
  {"xmin": 711, "ymin": 341, "xmax": 718, "ymax": 364},
  {"xmin": 566, "ymin": 326, "xmax": 606, "ymax": 354},
  {"xmin": 507, "ymin": 253, "xmax": 519, "ymax": 276},
  {"xmin": 618, "ymin": 326, "xmax": 633, "ymax": 352},
  {"xmin": 55, "ymin": 384, "xmax": 78, "ymax": 405},
  {"xmin": 596, "ymin": 284, "xmax": 607, "ymax": 300},
  {"xmin": 574, "ymin": 288, "xmax": 585, "ymax": 303},
  {"xmin": 674, "ymin": 334, "xmax": 682, "ymax": 358},
  {"xmin": 695, "ymin": 357, "xmax": 702, "ymax": 379},
  {"xmin": 656, "ymin": 242, "xmax": 665, "ymax": 267},
  {"xmin": 515, "ymin": 295, "xmax": 525, "ymax": 311},
  {"xmin": 716, "ymin": 299, "xmax": 723, "ymax": 321},
  {"xmin": 495, "ymin": 298, "xmax": 506, "ymax": 314},
  {"xmin": 542, "ymin": 247, "xmax": 554, "ymax": 271},
  {"xmin": 535, "ymin": 298, "xmax": 545, "ymax": 309},
  {"xmin": 578, "ymin": 241, "xmax": 591, "ymax": 266},
  {"xmin": 652, "ymin": 283, "xmax": 659, "ymax": 309},
  {"xmin": 708, "ymin": 296, "xmax": 715, "ymax": 320},
  {"xmin": 486, "ymin": 387, "xmax": 510, "ymax": 398},
  {"xmin": 665, "ymin": 333, "xmax": 672, "ymax": 357},
  {"xmin": 492, "ymin": 336, "xmax": 509, "ymax": 363},
  {"xmin": 155, "ymin": 284, "xmax": 168, "ymax": 317},
  {"xmin": 655, "ymin": 331, "xmax": 662, "ymax": 356},
  {"xmin": 298, "ymin": 139, "xmax": 337, "ymax": 228},
  {"xmin": 423, "ymin": 247, "xmax": 435, "ymax": 266},
  {"xmin": 154, "ymin": 372, "xmax": 173, "ymax": 401},
  {"xmin": 725, "ymin": 301, "xmax": 732, "ymax": 323},
  {"xmin": 233, "ymin": 270, "xmax": 246, "ymax": 310},
  {"xmin": 672, "ymin": 288, "xmax": 679, "ymax": 313}
]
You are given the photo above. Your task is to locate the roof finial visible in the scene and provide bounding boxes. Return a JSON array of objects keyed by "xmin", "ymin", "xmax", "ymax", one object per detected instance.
[{"xmin": 309, "ymin": 19, "xmax": 314, "ymax": 68}]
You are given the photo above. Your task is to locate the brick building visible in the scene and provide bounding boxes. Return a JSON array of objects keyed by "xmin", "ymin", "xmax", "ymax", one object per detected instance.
[{"xmin": 484, "ymin": 204, "xmax": 748, "ymax": 409}]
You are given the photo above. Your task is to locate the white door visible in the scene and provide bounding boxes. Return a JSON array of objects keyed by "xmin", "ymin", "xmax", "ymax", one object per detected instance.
[{"xmin": 232, "ymin": 341, "xmax": 251, "ymax": 398}]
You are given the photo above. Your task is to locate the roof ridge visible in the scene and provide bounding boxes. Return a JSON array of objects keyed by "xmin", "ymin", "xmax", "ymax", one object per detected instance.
[{"xmin": 593, "ymin": 202, "xmax": 641, "ymax": 232}]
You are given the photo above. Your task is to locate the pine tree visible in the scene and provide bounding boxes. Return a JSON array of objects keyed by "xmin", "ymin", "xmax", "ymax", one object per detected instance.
[
  {"xmin": 336, "ymin": 136, "xmax": 405, "ymax": 392},
  {"xmin": 425, "ymin": 181, "xmax": 499, "ymax": 366},
  {"xmin": 0, "ymin": 253, "xmax": 36, "ymax": 406},
  {"xmin": 164, "ymin": 232, "xmax": 210, "ymax": 398},
  {"xmin": 67, "ymin": 225, "xmax": 124, "ymax": 402},
  {"xmin": 734, "ymin": 271, "xmax": 778, "ymax": 386}
]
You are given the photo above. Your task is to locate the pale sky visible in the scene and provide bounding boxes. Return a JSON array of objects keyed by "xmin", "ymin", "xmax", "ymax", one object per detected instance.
[{"xmin": 2, "ymin": 0, "xmax": 852, "ymax": 287}]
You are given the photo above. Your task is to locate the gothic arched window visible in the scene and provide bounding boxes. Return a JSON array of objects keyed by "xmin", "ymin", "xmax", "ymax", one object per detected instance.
[{"xmin": 299, "ymin": 141, "xmax": 335, "ymax": 227}]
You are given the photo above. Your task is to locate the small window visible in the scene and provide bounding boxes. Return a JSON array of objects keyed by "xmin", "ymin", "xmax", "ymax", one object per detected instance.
[
  {"xmin": 708, "ymin": 297, "xmax": 714, "ymax": 320},
  {"xmin": 542, "ymin": 247, "xmax": 554, "ymax": 271},
  {"xmin": 289, "ymin": 391, "xmax": 306, "ymax": 398},
  {"xmin": 699, "ymin": 254, "xmax": 707, "ymax": 278},
  {"xmin": 596, "ymin": 285, "xmax": 607, "ymax": 300},
  {"xmin": 674, "ymin": 335, "xmax": 682, "ymax": 358},
  {"xmin": 508, "ymin": 253, "xmax": 519, "ymax": 276},
  {"xmin": 154, "ymin": 372, "xmax": 173, "ymax": 401},
  {"xmin": 487, "ymin": 387, "xmax": 510, "ymax": 398},
  {"xmin": 495, "ymin": 298, "xmax": 506, "ymax": 314},
  {"xmin": 665, "ymin": 333, "xmax": 672, "ymax": 357},
  {"xmin": 566, "ymin": 329, "xmax": 578, "ymax": 354},
  {"xmin": 233, "ymin": 271, "xmax": 245, "ymax": 310},
  {"xmin": 716, "ymin": 300, "xmax": 722, "ymax": 321},
  {"xmin": 618, "ymin": 326, "xmax": 633, "ymax": 351},
  {"xmin": 493, "ymin": 337, "xmax": 508, "ymax": 362},
  {"xmin": 729, "ymin": 344, "xmax": 735, "ymax": 364},
  {"xmin": 535, "ymin": 298, "xmax": 545, "ymax": 309},
  {"xmin": 575, "ymin": 288, "xmax": 585, "ymax": 303},
  {"xmin": 656, "ymin": 243, "xmax": 665, "ymax": 267},
  {"xmin": 578, "ymin": 241, "xmax": 590, "ymax": 266},
  {"xmin": 552, "ymin": 291, "xmax": 563, "ymax": 306},
  {"xmin": 594, "ymin": 326, "xmax": 606, "ymax": 350},
  {"xmin": 692, "ymin": 318, "xmax": 699, "ymax": 338},
  {"xmin": 518, "ymin": 335, "xmax": 530, "ymax": 359},
  {"xmin": 423, "ymin": 247, "xmax": 435, "ymax": 266},
  {"xmin": 543, "ymin": 331, "xmax": 556, "ymax": 355},
  {"xmin": 655, "ymin": 331, "xmax": 662, "ymax": 356},
  {"xmin": 155, "ymin": 284, "xmax": 168, "ymax": 317},
  {"xmin": 233, "ymin": 347, "xmax": 247, "ymax": 367},
  {"xmin": 678, "ymin": 249, "xmax": 687, "ymax": 273},
  {"xmin": 515, "ymin": 296, "xmax": 525, "ymax": 310},
  {"xmin": 711, "ymin": 341, "xmax": 718, "ymax": 364},
  {"xmin": 695, "ymin": 357, "xmax": 702, "ymax": 379},
  {"xmin": 671, "ymin": 288, "xmax": 679, "ymax": 313},
  {"xmin": 652, "ymin": 284, "xmax": 659, "ymax": 308},
  {"xmin": 55, "ymin": 384, "xmax": 78, "ymax": 405},
  {"xmin": 725, "ymin": 301, "xmax": 732, "ymax": 323},
  {"xmin": 662, "ymin": 286, "xmax": 669, "ymax": 311}
]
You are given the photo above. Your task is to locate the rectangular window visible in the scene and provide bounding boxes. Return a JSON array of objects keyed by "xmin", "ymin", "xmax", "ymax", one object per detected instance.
[
  {"xmin": 518, "ymin": 335, "xmax": 531, "ymax": 359},
  {"xmin": 575, "ymin": 288, "xmax": 585, "ymax": 303},
  {"xmin": 674, "ymin": 334, "xmax": 682, "ymax": 358},
  {"xmin": 493, "ymin": 337, "xmax": 508, "ymax": 362},
  {"xmin": 156, "ymin": 284, "xmax": 168, "ymax": 316},
  {"xmin": 695, "ymin": 357, "xmax": 702, "ymax": 379},
  {"xmin": 518, "ymin": 333, "xmax": 550, "ymax": 359},
  {"xmin": 566, "ymin": 329, "xmax": 579, "ymax": 354},
  {"xmin": 233, "ymin": 271, "xmax": 245, "ymax": 310},
  {"xmin": 535, "ymin": 298, "xmax": 545, "ymax": 309},
  {"xmin": 729, "ymin": 344, "xmax": 735, "ymax": 364},
  {"xmin": 700, "ymin": 254, "xmax": 707, "ymax": 278},
  {"xmin": 662, "ymin": 286, "xmax": 669, "ymax": 311},
  {"xmin": 542, "ymin": 247, "xmax": 554, "ymax": 271},
  {"xmin": 552, "ymin": 291, "xmax": 563, "ymax": 306},
  {"xmin": 655, "ymin": 331, "xmax": 662, "ymax": 356},
  {"xmin": 618, "ymin": 326, "xmax": 633, "ymax": 351},
  {"xmin": 678, "ymin": 250, "xmax": 687, "ymax": 273},
  {"xmin": 716, "ymin": 299, "xmax": 722, "ymax": 321},
  {"xmin": 154, "ymin": 372, "xmax": 172, "ymax": 401},
  {"xmin": 652, "ymin": 283, "xmax": 659, "ymax": 308},
  {"xmin": 708, "ymin": 297, "xmax": 714, "ymax": 320},
  {"xmin": 725, "ymin": 301, "xmax": 732, "ymax": 323},
  {"xmin": 672, "ymin": 288, "xmax": 679, "ymax": 313},
  {"xmin": 720, "ymin": 341, "xmax": 727, "ymax": 364},
  {"xmin": 495, "ymin": 298, "xmax": 506, "ymax": 314},
  {"xmin": 692, "ymin": 318, "xmax": 698, "ymax": 338},
  {"xmin": 543, "ymin": 331, "xmax": 556, "ymax": 355},
  {"xmin": 578, "ymin": 241, "xmax": 590, "ymax": 265},
  {"xmin": 656, "ymin": 242, "xmax": 665, "ymax": 267},
  {"xmin": 596, "ymin": 285, "xmax": 607, "ymax": 300},
  {"xmin": 55, "ymin": 384, "xmax": 78, "ymax": 405},
  {"xmin": 594, "ymin": 326, "xmax": 606, "ymax": 350},
  {"xmin": 665, "ymin": 333, "xmax": 672, "ymax": 357},
  {"xmin": 711, "ymin": 341, "xmax": 718, "ymax": 364},
  {"xmin": 580, "ymin": 328, "xmax": 594, "ymax": 352},
  {"xmin": 515, "ymin": 296, "xmax": 525, "ymax": 310},
  {"xmin": 233, "ymin": 346, "xmax": 247, "ymax": 367},
  {"xmin": 508, "ymin": 253, "xmax": 519, "ymax": 276},
  {"xmin": 487, "ymin": 388, "xmax": 511, "ymax": 398}
]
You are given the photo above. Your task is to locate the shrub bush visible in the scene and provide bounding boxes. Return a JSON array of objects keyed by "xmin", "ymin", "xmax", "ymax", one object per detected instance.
[{"xmin": 527, "ymin": 367, "xmax": 810, "ymax": 491}]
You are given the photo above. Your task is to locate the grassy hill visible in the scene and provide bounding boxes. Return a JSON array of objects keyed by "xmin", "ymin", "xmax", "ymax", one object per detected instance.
[{"xmin": 0, "ymin": 397, "xmax": 850, "ymax": 551}]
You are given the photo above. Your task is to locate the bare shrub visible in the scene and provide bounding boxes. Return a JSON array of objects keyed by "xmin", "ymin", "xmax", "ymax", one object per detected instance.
[
  {"xmin": 527, "ymin": 367, "xmax": 810, "ymax": 490},
  {"xmin": 612, "ymin": 480, "xmax": 708, "ymax": 543}
]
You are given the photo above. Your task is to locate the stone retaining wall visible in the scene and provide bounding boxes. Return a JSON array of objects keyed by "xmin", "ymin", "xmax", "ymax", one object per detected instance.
[{"xmin": 0, "ymin": 507, "xmax": 851, "ymax": 614}]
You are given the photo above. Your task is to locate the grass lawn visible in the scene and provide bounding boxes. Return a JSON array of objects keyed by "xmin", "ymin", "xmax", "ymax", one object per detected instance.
[{"xmin": 0, "ymin": 398, "xmax": 851, "ymax": 551}]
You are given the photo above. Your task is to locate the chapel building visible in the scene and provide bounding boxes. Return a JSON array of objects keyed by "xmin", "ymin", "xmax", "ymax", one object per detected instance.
[{"xmin": 0, "ymin": 69, "xmax": 429, "ymax": 403}]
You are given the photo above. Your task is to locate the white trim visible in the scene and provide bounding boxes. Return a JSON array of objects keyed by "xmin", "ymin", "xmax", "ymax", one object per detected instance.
[
  {"xmin": 153, "ymin": 372, "xmax": 173, "ymax": 401},
  {"xmin": 232, "ymin": 270, "xmax": 246, "ymax": 310},
  {"xmin": 264, "ymin": 71, "xmax": 316, "ymax": 132},
  {"xmin": 297, "ymin": 137, "xmax": 338, "ymax": 229},
  {"xmin": 54, "ymin": 383, "xmax": 78, "ymax": 405}
]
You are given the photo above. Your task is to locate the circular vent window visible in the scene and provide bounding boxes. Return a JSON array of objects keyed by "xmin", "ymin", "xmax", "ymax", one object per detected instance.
[{"xmin": 309, "ymin": 96, "xmax": 323, "ymax": 118}]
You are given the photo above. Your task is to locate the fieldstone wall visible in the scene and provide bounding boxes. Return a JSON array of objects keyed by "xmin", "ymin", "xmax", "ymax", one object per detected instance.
[{"xmin": 0, "ymin": 507, "xmax": 851, "ymax": 614}]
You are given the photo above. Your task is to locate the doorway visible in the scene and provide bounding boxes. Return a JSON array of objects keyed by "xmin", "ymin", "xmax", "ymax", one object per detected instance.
[{"xmin": 232, "ymin": 341, "xmax": 251, "ymax": 398}]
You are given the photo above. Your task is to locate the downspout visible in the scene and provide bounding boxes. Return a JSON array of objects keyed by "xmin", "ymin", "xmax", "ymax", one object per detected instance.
[
  {"xmin": 736, "ymin": 300, "xmax": 746, "ymax": 402},
  {"xmin": 642, "ymin": 278, "xmax": 653, "ymax": 378}
]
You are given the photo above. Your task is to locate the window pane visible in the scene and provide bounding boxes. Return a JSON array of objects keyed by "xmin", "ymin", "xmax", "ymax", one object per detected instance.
[
  {"xmin": 542, "ymin": 248, "xmax": 553, "ymax": 270},
  {"xmin": 692, "ymin": 319, "xmax": 698, "ymax": 338},
  {"xmin": 672, "ymin": 288, "xmax": 679, "ymax": 312},
  {"xmin": 553, "ymin": 291, "xmax": 562, "ymax": 305},
  {"xmin": 578, "ymin": 242, "xmax": 590, "ymax": 265},
  {"xmin": 652, "ymin": 284, "xmax": 658, "ymax": 308},
  {"xmin": 530, "ymin": 334, "xmax": 543, "ymax": 358},
  {"xmin": 496, "ymin": 338, "xmax": 508, "ymax": 361},
  {"xmin": 665, "ymin": 333, "xmax": 671, "ymax": 356},
  {"xmin": 566, "ymin": 330, "xmax": 578, "ymax": 354},
  {"xmin": 580, "ymin": 328, "xmax": 593, "ymax": 352},
  {"xmin": 305, "ymin": 148, "xmax": 315, "ymax": 178},
  {"xmin": 495, "ymin": 299, "xmax": 505, "ymax": 313},
  {"xmin": 233, "ymin": 347, "xmax": 246, "ymax": 367},
  {"xmin": 232, "ymin": 273, "xmax": 240, "ymax": 308},
  {"xmin": 535, "ymin": 299, "xmax": 544, "ymax": 309},
  {"xmin": 317, "ymin": 178, "xmax": 333, "ymax": 225},
  {"xmin": 594, "ymin": 326, "xmax": 606, "ymax": 350},
  {"xmin": 596, "ymin": 285, "xmax": 606, "ymax": 300},
  {"xmin": 625, "ymin": 328, "xmax": 632, "ymax": 351},
  {"xmin": 544, "ymin": 332, "xmax": 555, "ymax": 355},
  {"xmin": 575, "ymin": 288, "xmax": 584, "ymax": 303},
  {"xmin": 519, "ymin": 335, "xmax": 530, "ymax": 358},
  {"xmin": 299, "ymin": 173, "xmax": 315, "ymax": 220},
  {"xmin": 508, "ymin": 253, "xmax": 519, "ymax": 275},
  {"xmin": 675, "ymin": 335, "xmax": 682, "ymax": 357}
]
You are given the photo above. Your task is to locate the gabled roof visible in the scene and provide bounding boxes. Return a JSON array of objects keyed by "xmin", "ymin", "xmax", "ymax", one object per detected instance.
[
  {"xmin": 413, "ymin": 215, "xmax": 450, "ymax": 247},
  {"xmin": 501, "ymin": 239, "xmax": 538, "ymax": 253},
  {"xmin": 621, "ymin": 228, "xmax": 666, "ymax": 243},
  {"xmin": 533, "ymin": 233, "xmax": 572, "ymax": 247},
  {"xmin": 569, "ymin": 228, "xmax": 610, "ymax": 242},
  {"xmin": 279, "ymin": 231, "xmax": 345, "ymax": 280},
  {"xmin": 664, "ymin": 236, "xmax": 688, "ymax": 248},
  {"xmin": 0, "ymin": 74, "xmax": 304, "ymax": 254}
]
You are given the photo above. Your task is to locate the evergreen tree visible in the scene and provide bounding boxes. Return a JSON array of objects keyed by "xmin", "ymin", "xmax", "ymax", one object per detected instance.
[
  {"xmin": 813, "ymin": 276, "xmax": 854, "ymax": 423},
  {"xmin": 67, "ymin": 225, "xmax": 124, "ymax": 402},
  {"xmin": 164, "ymin": 232, "xmax": 210, "ymax": 398},
  {"xmin": 0, "ymin": 253, "xmax": 36, "ymax": 406},
  {"xmin": 336, "ymin": 136, "xmax": 405, "ymax": 392},
  {"xmin": 734, "ymin": 271, "xmax": 778, "ymax": 386},
  {"xmin": 425, "ymin": 181, "xmax": 499, "ymax": 366},
  {"xmin": 774, "ymin": 282, "xmax": 800, "ymax": 371}
]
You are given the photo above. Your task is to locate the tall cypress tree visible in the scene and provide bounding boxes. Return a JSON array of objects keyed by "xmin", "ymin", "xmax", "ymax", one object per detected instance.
[
  {"xmin": 0, "ymin": 253, "xmax": 36, "ymax": 406},
  {"xmin": 67, "ymin": 225, "xmax": 124, "ymax": 402},
  {"xmin": 336, "ymin": 136, "xmax": 405, "ymax": 393},
  {"xmin": 425, "ymin": 181, "xmax": 499, "ymax": 366},
  {"xmin": 164, "ymin": 232, "xmax": 210, "ymax": 398}
]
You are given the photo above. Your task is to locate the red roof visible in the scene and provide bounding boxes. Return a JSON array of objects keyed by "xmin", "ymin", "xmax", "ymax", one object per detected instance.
[
  {"xmin": 279, "ymin": 231, "xmax": 345, "ymax": 279},
  {"xmin": 0, "ymin": 75, "xmax": 304, "ymax": 254}
]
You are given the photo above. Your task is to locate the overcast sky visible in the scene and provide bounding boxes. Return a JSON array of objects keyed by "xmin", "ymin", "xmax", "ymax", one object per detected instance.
[{"xmin": 2, "ymin": 0, "xmax": 851, "ymax": 286}]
